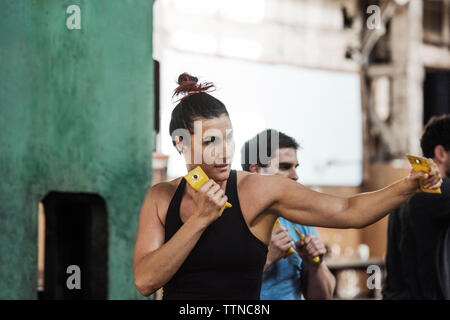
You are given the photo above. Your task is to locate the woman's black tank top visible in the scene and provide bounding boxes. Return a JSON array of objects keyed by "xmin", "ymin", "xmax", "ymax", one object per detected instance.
[{"xmin": 162, "ymin": 170, "xmax": 268, "ymax": 300}]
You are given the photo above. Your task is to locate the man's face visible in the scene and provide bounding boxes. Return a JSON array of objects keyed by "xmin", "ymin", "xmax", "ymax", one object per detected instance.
[
  {"xmin": 444, "ymin": 150, "xmax": 450, "ymax": 177},
  {"xmin": 260, "ymin": 147, "xmax": 299, "ymax": 181},
  {"xmin": 433, "ymin": 146, "xmax": 450, "ymax": 178}
]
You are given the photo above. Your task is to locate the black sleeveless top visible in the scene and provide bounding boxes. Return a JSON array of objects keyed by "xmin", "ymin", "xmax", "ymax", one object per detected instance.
[{"xmin": 162, "ymin": 170, "xmax": 268, "ymax": 300}]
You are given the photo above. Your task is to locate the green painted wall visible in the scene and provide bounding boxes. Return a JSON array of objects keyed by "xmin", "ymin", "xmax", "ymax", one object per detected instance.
[{"xmin": 0, "ymin": 0, "xmax": 154, "ymax": 299}]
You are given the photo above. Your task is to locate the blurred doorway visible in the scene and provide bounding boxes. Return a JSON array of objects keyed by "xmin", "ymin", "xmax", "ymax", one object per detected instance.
[
  {"xmin": 37, "ymin": 192, "xmax": 108, "ymax": 300},
  {"xmin": 424, "ymin": 69, "xmax": 450, "ymax": 125}
]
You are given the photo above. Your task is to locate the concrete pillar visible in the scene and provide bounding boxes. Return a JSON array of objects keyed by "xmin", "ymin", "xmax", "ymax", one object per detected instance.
[{"xmin": 390, "ymin": 0, "xmax": 424, "ymax": 156}]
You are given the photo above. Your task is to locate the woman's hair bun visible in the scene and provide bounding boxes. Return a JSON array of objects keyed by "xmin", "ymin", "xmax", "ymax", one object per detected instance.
[
  {"xmin": 173, "ymin": 72, "xmax": 215, "ymax": 100},
  {"xmin": 177, "ymin": 73, "xmax": 198, "ymax": 85}
]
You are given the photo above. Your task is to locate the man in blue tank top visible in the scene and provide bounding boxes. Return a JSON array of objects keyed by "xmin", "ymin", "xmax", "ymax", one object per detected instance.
[{"xmin": 241, "ymin": 129, "xmax": 335, "ymax": 299}]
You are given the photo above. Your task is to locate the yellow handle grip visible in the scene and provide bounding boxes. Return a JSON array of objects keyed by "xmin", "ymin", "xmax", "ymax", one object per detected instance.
[
  {"xmin": 184, "ymin": 166, "xmax": 232, "ymax": 216},
  {"xmin": 273, "ymin": 219, "xmax": 296, "ymax": 258},
  {"xmin": 294, "ymin": 226, "xmax": 321, "ymax": 264},
  {"xmin": 219, "ymin": 202, "xmax": 232, "ymax": 216},
  {"xmin": 406, "ymin": 155, "xmax": 442, "ymax": 194}
]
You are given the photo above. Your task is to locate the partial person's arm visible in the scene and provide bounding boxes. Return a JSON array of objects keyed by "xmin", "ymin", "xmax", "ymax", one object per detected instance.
[
  {"xmin": 261, "ymin": 164, "xmax": 442, "ymax": 228},
  {"xmin": 302, "ymin": 263, "xmax": 335, "ymax": 300},
  {"xmin": 296, "ymin": 234, "xmax": 335, "ymax": 299},
  {"xmin": 133, "ymin": 180, "xmax": 228, "ymax": 296},
  {"xmin": 382, "ymin": 208, "xmax": 410, "ymax": 299},
  {"xmin": 263, "ymin": 226, "xmax": 294, "ymax": 272}
]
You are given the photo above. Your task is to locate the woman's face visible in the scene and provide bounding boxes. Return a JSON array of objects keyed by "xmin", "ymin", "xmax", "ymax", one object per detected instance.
[{"xmin": 178, "ymin": 114, "xmax": 235, "ymax": 181}]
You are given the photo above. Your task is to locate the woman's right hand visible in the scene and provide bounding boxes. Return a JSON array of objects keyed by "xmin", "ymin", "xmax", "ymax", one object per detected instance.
[{"xmin": 190, "ymin": 180, "xmax": 228, "ymax": 225}]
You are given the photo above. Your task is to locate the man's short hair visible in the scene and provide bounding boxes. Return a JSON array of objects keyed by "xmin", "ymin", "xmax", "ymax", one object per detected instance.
[
  {"xmin": 420, "ymin": 114, "xmax": 450, "ymax": 158},
  {"xmin": 241, "ymin": 129, "xmax": 300, "ymax": 171}
]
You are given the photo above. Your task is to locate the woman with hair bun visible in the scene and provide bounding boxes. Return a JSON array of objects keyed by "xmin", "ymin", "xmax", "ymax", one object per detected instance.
[{"xmin": 133, "ymin": 73, "xmax": 442, "ymax": 300}]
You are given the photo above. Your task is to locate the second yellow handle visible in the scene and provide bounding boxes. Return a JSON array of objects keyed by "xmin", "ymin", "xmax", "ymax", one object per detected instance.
[
  {"xmin": 273, "ymin": 220, "xmax": 321, "ymax": 263},
  {"xmin": 294, "ymin": 226, "xmax": 321, "ymax": 264}
]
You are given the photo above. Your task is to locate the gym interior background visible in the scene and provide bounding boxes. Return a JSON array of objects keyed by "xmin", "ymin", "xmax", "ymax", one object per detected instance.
[{"xmin": 1, "ymin": 0, "xmax": 449, "ymax": 299}]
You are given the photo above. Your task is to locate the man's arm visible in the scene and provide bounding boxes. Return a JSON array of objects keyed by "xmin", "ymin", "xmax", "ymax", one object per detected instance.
[
  {"xmin": 263, "ymin": 226, "xmax": 294, "ymax": 272},
  {"xmin": 257, "ymin": 165, "xmax": 442, "ymax": 229},
  {"xmin": 301, "ymin": 262, "xmax": 336, "ymax": 300},
  {"xmin": 296, "ymin": 233, "xmax": 335, "ymax": 299}
]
